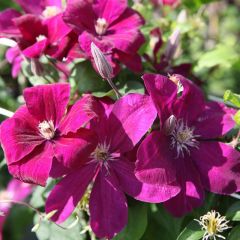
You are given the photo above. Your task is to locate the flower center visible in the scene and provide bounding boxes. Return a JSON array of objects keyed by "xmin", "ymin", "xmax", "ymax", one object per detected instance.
[
  {"xmin": 38, "ymin": 120, "xmax": 55, "ymax": 140},
  {"xmin": 95, "ymin": 18, "xmax": 108, "ymax": 36},
  {"xmin": 36, "ymin": 35, "xmax": 47, "ymax": 42},
  {"xmin": 196, "ymin": 210, "xmax": 230, "ymax": 240},
  {"xmin": 42, "ymin": 6, "xmax": 62, "ymax": 18},
  {"xmin": 91, "ymin": 142, "xmax": 113, "ymax": 162},
  {"xmin": 164, "ymin": 115, "xmax": 199, "ymax": 158}
]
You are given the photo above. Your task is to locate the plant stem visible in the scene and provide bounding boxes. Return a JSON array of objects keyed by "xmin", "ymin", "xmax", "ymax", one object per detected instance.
[{"xmin": 106, "ymin": 78, "xmax": 122, "ymax": 99}]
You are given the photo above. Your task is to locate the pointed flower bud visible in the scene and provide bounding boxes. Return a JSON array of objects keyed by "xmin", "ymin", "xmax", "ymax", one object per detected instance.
[
  {"xmin": 30, "ymin": 59, "xmax": 44, "ymax": 76},
  {"xmin": 165, "ymin": 28, "xmax": 180, "ymax": 61},
  {"xmin": 163, "ymin": 115, "xmax": 177, "ymax": 135},
  {"xmin": 90, "ymin": 42, "xmax": 113, "ymax": 80}
]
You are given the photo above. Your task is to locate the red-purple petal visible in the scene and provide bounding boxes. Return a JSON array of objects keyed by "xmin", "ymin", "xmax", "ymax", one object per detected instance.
[
  {"xmin": 8, "ymin": 142, "xmax": 53, "ymax": 186},
  {"xmin": 54, "ymin": 129, "xmax": 98, "ymax": 168},
  {"xmin": 93, "ymin": 0, "xmax": 127, "ymax": 25},
  {"xmin": 23, "ymin": 83, "xmax": 70, "ymax": 127},
  {"xmin": 136, "ymin": 131, "xmax": 179, "ymax": 186},
  {"xmin": 106, "ymin": 93, "xmax": 157, "ymax": 153},
  {"xmin": 63, "ymin": 0, "xmax": 95, "ymax": 33},
  {"xmin": 164, "ymin": 156, "xmax": 204, "ymax": 217},
  {"xmin": 194, "ymin": 101, "xmax": 236, "ymax": 139},
  {"xmin": 22, "ymin": 38, "xmax": 48, "ymax": 58},
  {"xmin": 46, "ymin": 163, "xmax": 96, "ymax": 223},
  {"xmin": 191, "ymin": 141, "xmax": 240, "ymax": 194},
  {"xmin": 0, "ymin": 106, "xmax": 43, "ymax": 164},
  {"xmin": 14, "ymin": 0, "xmax": 43, "ymax": 14},
  {"xmin": 0, "ymin": 9, "xmax": 21, "ymax": 38},
  {"xmin": 143, "ymin": 73, "xmax": 177, "ymax": 123},
  {"xmin": 112, "ymin": 158, "xmax": 180, "ymax": 203},
  {"xmin": 89, "ymin": 168, "xmax": 128, "ymax": 239}
]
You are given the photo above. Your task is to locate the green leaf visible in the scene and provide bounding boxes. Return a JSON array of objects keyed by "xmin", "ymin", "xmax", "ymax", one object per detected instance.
[
  {"xmin": 34, "ymin": 214, "xmax": 86, "ymax": 240},
  {"xmin": 177, "ymin": 221, "xmax": 204, "ymax": 240},
  {"xmin": 228, "ymin": 225, "xmax": 240, "ymax": 240},
  {"xmin": 234, "ymin": 110, "xmax": 240, "ymax": 125},
  {"xmin": 183, "ymin": 0, "xmax": 219, "ymax": 12},
  {"xmin": 113, "ymin": 203, "xmax": 148, "ymax": 240},
  {"xmin": 226, "ymin": 201, "xmax": 240, "ymax": 221},
  {"xmin": 224, "ymin": 90, "xmax": 240, "ymax": 108},
  {"xmin": 119, "ymin": 81, "xmax": 145, "ymax": 95},
  {"xmin": 69, "ymin": 61, "xmax": 108, "ymax": 94},
  {"xmin": 195, "ymin": 44, "xmax": 238, "ymax": 71}
]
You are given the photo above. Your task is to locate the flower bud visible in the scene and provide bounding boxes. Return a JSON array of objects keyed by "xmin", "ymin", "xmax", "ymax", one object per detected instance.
[
  {"xmin": 30, "ymin": 59, "xmax": 44, "ymax": 76},
  {"xmin": 165, "ymin": 28, "xmax": 180, "ymax": 61},
  {"xmin": 0, "ymin": 38, "xmax": 17, "ymax": 47},
  {"xmin": 90, "ymin": 42, "xmax": 113, "ymax": 80},
  {"xmin": 163, "ymin": 115, "xmax": 176, "ymax": 135}
]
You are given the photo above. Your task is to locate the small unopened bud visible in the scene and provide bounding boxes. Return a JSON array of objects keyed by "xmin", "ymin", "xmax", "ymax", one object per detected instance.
[
  {"xmin": 164, "ymin": 115, "xmax": 176, "ymax": 135},
  {"xmin": 44, "ymin": 210, "xmax": 58, "ymax": 220},
  {"xmin": 90, "ymin": 42, "xmax": 113, "ymax": 80},
  {"xmin": 30, "ymin": 59, "xmax": 44, "ymax": 76},
  {"xmin": 31, "ymin": 223, "xmax": 40, "ymax": 232},
  {"xmin": 165, "ymin": 28, "xmax": 180, "ymax": 61}
]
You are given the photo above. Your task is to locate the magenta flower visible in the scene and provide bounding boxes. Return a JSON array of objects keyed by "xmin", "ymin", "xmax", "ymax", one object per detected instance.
[
  {"xmin": 151, "ymin": 0, "xmax": 180, "ymax": 7},
  {"xmin": 0, "ymin": 83, "xmax": 97, "ymax": 186},
  {"xmin": 46, "ymin": 93, "xmax": 179, "ymax": 238},
  {"xmin": 0, "ymin": 179, "xmax": 32, "ymax": 240},
  {"xmin": 63, "ymin": 0, "xmax": 145, "ymax": 75},
  {"xmin": 136, "ymin": 74, "xmax": 240, "ymax": 217},
  {"xmin": 5, "ymin": 46, "xmax": 23, "ymax": 78}
]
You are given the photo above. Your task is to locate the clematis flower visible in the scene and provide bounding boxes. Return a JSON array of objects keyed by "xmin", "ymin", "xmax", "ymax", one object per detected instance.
[
  {"xmin": 46, "ymin": 93, "xmax": 179, "ymax": 239},
  {"xmin": 0, "ymin": 83, "xmax": 97, "ymax": 186},
  {"xmin": 63, "ymin": 0, "xmax": 145, "ymax": 75},
  {"xmin": 136, "ymin": 74, "xmax": 240, "ymax": 217},
  {"xmin": 151, "ymin": 0, "xmax": 180, "ymax": 7},
  {"xmin": 0, "ymin": 179, "xmax": 32, "ymax": 240}
]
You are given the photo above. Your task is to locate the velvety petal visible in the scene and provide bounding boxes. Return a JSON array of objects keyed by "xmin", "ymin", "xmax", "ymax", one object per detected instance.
[
  {"xmin": 63, "ymin": 0, "xmax": 95, "ymax": 33},
  {"xmin": 5, "ymin": 46, "xmax": 20, "ymax": 63},
  {"xmin": 79, "ymin": 31, "xmax": 114, "ymax": 56},
  {"xmin": 112, "ymin": 158, "xmax": 180, "ymax": 203},
  {"xmin": 23, "ymin": 83, "xmax": 70, "ymax": 126},
  {"xmin": 0, "ymin": 9, "xmax": 21, "ymax": 38},
  {"xmin": 42, "ymin": 0, "xmax": 63, "ymax": 8},
  {"xmin": 8, "ymin": 179, "xmax": 32, "ymax": 201},
  {"xmin": 191, "ymin": 141, "xmax": 240, "ymax": 194},
  {"xmin": 14, "ymin": 0, "xmax": 43, "ymax": 14},
  {"xmin": 135, "ymin": 131, "xmax": 179, "ymax": 186},
  {"xmin": 106, "ymin": 93, "xmax": 157, "ymax": 153},
  {"xmin": 54, "ymin": 129, "xmax": 98, "ymax": 168},
  {"xmin": 89, "ymin": 168, "xmax": 128, "ymax": 239},
  {"xmin": 0, "ymin": 106, "xmax": 43, "ymax": 164},
  {"xmin": 164, "ymin": 156, "xmax": 205, "ymax": 217},
  {"xmin": 14, "ymin": 14, "xmax": 47, "ymax": 43},
  {"xmin": 59, "ymin": 94, "xmax": 100, "ymax": 135},
  {"xmin": 172, "ymin": 75, "xmax": 205, "ymax": 123},
  {"xmin": 46, "ymin": 14, "xmax": 71, "ymax": 43},
  {"xmin": 194, "ymin": 101, "xmax": 236, "ymax": 139},
  {"xmin": 11, "ymin": 55, "xmax": 23, "ymax": 78},
  {"xmin": 46, "ymin": 163, "xmax": 96, "ymax": 223},
  {"xmin": 8, "ymin": 142, "xmax": 53, "ymax": 186},
  {"xmin": 93, "ymin": 0, "xmax": 127, "ymax": 25},
  {"xmin": 106, "ymin": 8, "xmax": 145, "ymax": 53},
  {"xmin": 115, "ymin": 50, "xmax": 142, "ymax": 72},
  {"xmin": 143, "ymin": 73, "xmax": 177, "ymax": 123},
  {"xmin": 22, "ymin": 38, "xmax": 48, "ymax": 58}
]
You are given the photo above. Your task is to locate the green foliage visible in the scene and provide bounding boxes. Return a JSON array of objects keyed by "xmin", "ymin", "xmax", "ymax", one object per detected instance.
[
  {"xmin": 176, "ymin": 220, "xmax": 204, "ymax": 240},
  {"xmin": 224, "ymin": 90, "xmax": 240, "ymax": 108},
  {"xmin": 226, "ymin": 201, "xmax": 240, "ymax": 221},
  {"xmin": 228, "ymin": 225, "xmax": 240, "ymax": 240},
  {"xmin": 182, "ymin": 0, "xmax": 219, "ymax": 12},
  {"xmin": 114, "ymin": 202, "xmax": 148, "ymax": 240},
  {"xmin": 34, "ymin": 215, "xmax": 86, "ymax": 240}
]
